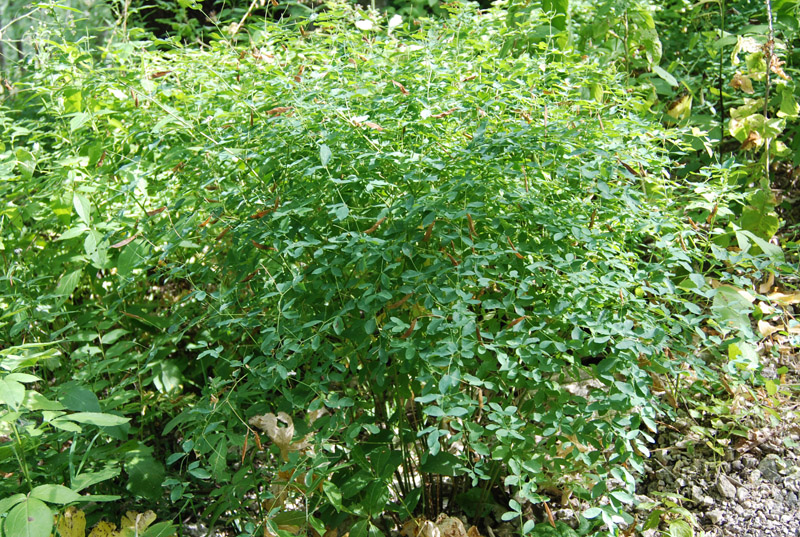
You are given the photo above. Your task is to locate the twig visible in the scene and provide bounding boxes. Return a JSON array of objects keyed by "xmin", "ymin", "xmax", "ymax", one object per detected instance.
[{"xmin": 763, "ymin": 0, "xmax": 774, "ymax": 188}]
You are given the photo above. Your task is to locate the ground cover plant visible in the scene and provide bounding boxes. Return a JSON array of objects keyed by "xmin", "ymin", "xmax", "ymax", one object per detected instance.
[{"xmin": 0, "ymin": 1, "xmax": 797, "ymax": 537}]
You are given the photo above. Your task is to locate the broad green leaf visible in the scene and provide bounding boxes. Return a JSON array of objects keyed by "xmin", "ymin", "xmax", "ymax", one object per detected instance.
[
  {"xmin": 64, "ymin": 412, "xmax": 130, "ymax": 426},
  {"xmin": 0, "ymin": 378, "xmax": 25, "ymax": 410},
  {"xmin": 15, "ymin": 149, "xmax": 36, "ymax": 180},
  {"xmin": 72, "ymin": 466, "xmax": 121, "ymax": 492},
  {"xmin": 117, "ymin": 239, "xmax": 149, "ymax": 277},
  {"xmin": 50, "ymin": 419, "xmax": 83, "ymax": 433},
  {"xmin": 24, "ymin": 391, "xmax": 65, "ymax": 411},
  {"xmin": 320, "ymin": 144, "xmax": 332, "ymax": 166},
  {"xmin": 73, "ymin": 194, "xmax": 91, "ymax": 226},
  {"xmin": 778, "ymin": 85, "xmax": 799, "ymax": 118},
  {"xmin": 542, "ymin": 0, "xmax": 568, "ymax": 30},
  {"xmin": 583, "ymin": 507, "xmax": 603, "ymax": 519},
  {"xmin": 56, "ymin": 226, "xmax": 88, "ymax": 241},
  {"xmin": 30, "ymin": 485, "xmax": 81, "ymax": 505},
  {"xmin": 59, "ymin": 384, "xmax": 101, "ymax": 413},
  {"xmin": 4, "ymin": 498, "xmax": 52, "ymax": 537},
  {"xmin": 712, "ymin": 285, "xmax": 754, "ymax": 335},
  {"xmin": 419, "ymin": 451, "xmax": 462, "ymax": 476},
  {"xmin": 363, "ymin": 482, "xmax": 390, "ymax": 518},
  {"xmin": 209, "ymin": 436, "xmax": 229, "ymax": 481},
  {"xmin": 322, "ymin": 481, "xmax": 344, "ymax": 512},
  {"xmin": 349, "ymin": 520, "xmax": 369, "ymax": 537},
  {"xmin": 728, "ymin": 342, "xmax": 760, "ymax": 371},
  {"xmin": 0, "ymin": 494, "xmax": 26, "ymax": 515},
  {"xmin": 142, "ymin": 522, "xmax": 179, "ymax": 537},
  {"xmin": 63, "ymin": 88, "xmax": 82, "ymax": 114},
  {"xmin": 69, "ymin": 112, "xmax": 90, "ymax": 133},
  {"xmin": 669, "ymin": 519, "xmax": 694, "ymax": 537},
  {"xmin": 152, "ymin": 361, "xmax": 183, "ymax": 394},
  {"xmin": 653, "ymin": 65, "xmax": 678, "ymax": 87},
  {"xmin": 5, "ymin": 373, "xmax": 40, "ymax": 383},
  {"xmin": 55, "ymin": 270, "xmax": 82, "ymax": 301},
  {"xmin": 126, "ymin": 456, "xmax": 165, "ymax": 500},
  {"xmin": 735, "ymin": 229, "xmax": 784, "ymax": 263}
]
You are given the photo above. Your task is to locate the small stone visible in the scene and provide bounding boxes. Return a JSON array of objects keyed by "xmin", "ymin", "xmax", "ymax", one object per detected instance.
[
  {"xmin": 737, "ymin": 487, "xmax": 749, "ymax": 503},
  {"xmin": 749, "ymin": 469, "xmax": 763, "ymax": 484},
  {"xmin": 708, "ymin": 510, "xmax": 724, "ymax": 524},
  {"xmin": 759, "ymin": 454, "xmax": 786, "ymax": 482},
  {"xmin": 554, "ymin": 509, "xmax": 578, "ymax": 529},
  {"xmin": 786, "ymin": 491, "xmax": 798, "ymax": 506},
  {"xmin": 717, "ymin": 474, "xmax": 737, "ymax": 499},
  {"xmin": 733, "ymin": 460, "xmax": 744, "ymax": 471}
]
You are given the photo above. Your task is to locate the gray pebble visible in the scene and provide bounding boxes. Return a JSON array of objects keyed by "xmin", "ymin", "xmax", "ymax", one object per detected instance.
[
  {"xmin": 749, "ymin": 469, "xmax": 763, "ymax": 483},
  {"xmin": 717, "ymin": 475, "xmax": 737, "ymax": 499},
  {"xmin": 737, "ymin": 487, "xmax": 749, "ymax": 503},
  {"xmin": 759, "ymin": 454, "xmax": 787, "ymax": 482}
]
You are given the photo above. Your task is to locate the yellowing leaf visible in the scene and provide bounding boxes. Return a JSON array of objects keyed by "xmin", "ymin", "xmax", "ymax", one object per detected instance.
[
  {"xmin": 120, "ymin": 511, "xmax": 157, "ymax": 533},
  {"xmin": 730, "ymin": 72, "xmax": 754, "ymax": 94},
  {"xmin": 87, "ymin": 521, "xmax": 117, "ymax": 537},
  {"xmin": 57, "ymin": 507, "xmax": 86, "ymax": 537},
  {"xmin": 666, "ymin": 94, "xmax": 692, "ymax": 121}
]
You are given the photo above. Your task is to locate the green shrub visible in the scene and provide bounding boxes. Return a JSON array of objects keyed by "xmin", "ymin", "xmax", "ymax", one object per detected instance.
[{"xmin": 0, "ymin": 2, "xmax": 790, "ymax": 536}]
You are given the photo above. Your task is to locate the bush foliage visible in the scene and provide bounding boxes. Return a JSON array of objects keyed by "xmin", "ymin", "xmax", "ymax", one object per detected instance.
[{"xmin": 0, "ymin": 1, "xmax": 796, "ymax": 537}]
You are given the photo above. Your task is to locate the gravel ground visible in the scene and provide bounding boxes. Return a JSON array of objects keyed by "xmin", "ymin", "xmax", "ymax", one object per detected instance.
[{"xmin": 633, "ymin": 414, "xmax": 800, "ymax": 537}]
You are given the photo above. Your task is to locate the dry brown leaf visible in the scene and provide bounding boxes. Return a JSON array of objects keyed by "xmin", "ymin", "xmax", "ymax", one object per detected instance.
[
  {"xmin": 364, "ymin": 121, "xmax": 384, "ymax": 131},
  {"xmin": 421, "ymin": 520, "xmax": 440, "ymax": 537},
  {"xmin": 391, "ymin": 80, "xmax": 410, "ymax": 95},
  {"xmin": 436, "ymin": 516, "xmax": 467, "ymax": 537},
  {"xmin": 365, "ymin": 217, "xmax": 386, "ymax": 234},
  {"xmin": 767, "ymin": 291, "xmax": 800, "ymax": 305},
  {"xmin": 758, "ymin": 320, "xmax": 782, "ymax": 338},
  {"xmin": 730, "ymin": 72, "xmax": 754, "ymax": 94},
  {"xmin": 432, "ymin": 108, "xmax": 456, "ymax": 119},
  {"xmin": 110, "ymin": 233, "xmax": 139, "ymax": 249},
  {"xmin": 400, "ymin": 518, "xmax": 425, "ymax": 537},
  {"xmin": 770, "ymin": 55, "xmax": 791, "ymax": 81},
  {"xmin": 266, "ymin": 106, "xmax": 293, "ymax": 116},
  {"xmin": 740, "ymin": 130, "xmax": 762, "ymax": 151},
  {"xmin": 249, "ymin": 412, "xmax": 310, "ymax": 460},
  {"xmin": 466, "ymin": 527, "xmax": 482, "ymax": 537},
  {"xmin": 758, "ymin": 301, "xmax": 777, "ymax": 315},
  {"xmin": 759, "ymin": 272, "xmax": 775, "ymax": 294}
]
